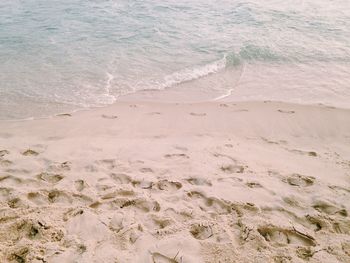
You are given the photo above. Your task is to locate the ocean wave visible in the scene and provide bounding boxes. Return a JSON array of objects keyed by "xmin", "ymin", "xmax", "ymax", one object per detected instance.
[
  {"xmin": 160, "ymin": 57, "xmax": 227, "ymax": 89},
  {"xmin": 153, "ymin": 45, "xmax": 279, "ymax": 90}
]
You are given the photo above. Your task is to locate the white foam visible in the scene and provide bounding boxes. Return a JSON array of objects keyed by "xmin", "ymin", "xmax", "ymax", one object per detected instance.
[
  {"xmin": 160, "ymin": 57, "xmax": 227, "ymax": 90},
  {"xmin": 95, "ymin": 73, "xmax": 117, "ymax": 104}
]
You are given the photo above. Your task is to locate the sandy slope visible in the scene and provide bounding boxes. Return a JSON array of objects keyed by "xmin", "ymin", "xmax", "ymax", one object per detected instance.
[{"xmin": 0, "ymin": 101, "xmax": 349, "ymax": 262}]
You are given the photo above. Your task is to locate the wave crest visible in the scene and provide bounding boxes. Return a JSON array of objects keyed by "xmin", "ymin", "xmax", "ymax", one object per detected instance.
[{"xmin": 160, "ymin": 57, "xmax": 227, "ymax": 89}]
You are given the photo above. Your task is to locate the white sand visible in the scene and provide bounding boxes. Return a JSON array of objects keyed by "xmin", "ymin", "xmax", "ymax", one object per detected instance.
[{"xmin": 0, "ymin": 101, "xmax": 350, "ymax": 262}]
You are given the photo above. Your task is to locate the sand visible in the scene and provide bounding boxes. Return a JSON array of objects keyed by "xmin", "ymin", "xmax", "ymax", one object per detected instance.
[{"xmin": 0, "ymin": 101, "xmax": 350, "ymax": 262}]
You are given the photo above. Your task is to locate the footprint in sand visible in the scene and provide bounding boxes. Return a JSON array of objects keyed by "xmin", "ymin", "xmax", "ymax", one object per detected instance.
[
  {"xmin": 101, "ymin": 114, "xmax": 118, "ymax": 119},
  {"xmin": 48, "ymin": 161, "xmax": 71, "ymax": 172},
  {"xmin": 7, "ymin": 197, "xmax": 26, "ymax": 209},
  {"xmin": 137, "ymin": 199, "xmax": 161, "ymax": 212},
  {"xmin": 7, "ymin": 247, "xmax": 30, "ymax": 263},
  {"xmin": 22, "ymin": 149, "xmax": 39, "ymax": 156},
  {"xmin": 6, "ymin": 166, "xmax": 32, "ymax": 174},
  {"xmin": 0, "ymin": 187, "xmax": 13, "ymax": 199},
  {"xmin": 37, "ymin": 172, "xmax": 64, "ymax": 184},
  {"xmin": 74, "ymin": 179, "xmax": 86, "ymax": 192},
  {"xmin": 140, "ymin": 167, "xmax": 154, "ymax": 173},
  {"xmin": 246, "ymin": 182, "xmax": 263, "ymax": 188},
  {"xmin": 190, "ymin": 223, "xmax": 213, "ymax": 240},
  {"xmin": 282, "ymin": 195, "xmax": 303, "ymax": 208},
  {"xmin": 173, "ymin": 145, "xmax": 188, "ymax": 152},
  {"xmin": 190, "ymin": 112, "xmax": 206, "ymax": 116},
  {"xmin": 284, "ymin": 174, "xmax": 315, "ymax": 187},
  {"xmin": 48, "ymin": 190, "xmax": 72, "ymax": 204},
  {"xmin": 328, "ymin": 185, "xmax": 350, "ymax": 195},
  {"xmin": 156, "ymin": 180, "xmax": 182, "ymax": 192},
  {"xmin": 0, "ymin": 150, "xmax": 10, "ymax": 158},
  {"xmin": 63, "ymin": 208, "xmax": 84, "ymax": 221},
  {"xmin": 261, "ymin": 137, "xmax": 280, "ymax": 145},
  {"xmin": 296, "ymin": 247, "xmax": 316, "ymax": 261},
  {"xmin": 119, "ymin": 198, "xmax": 161, "ymax": 212},
  {"xmin": 109, "ymin": 212, "xmax": 132, "ymax": 232},
  {"xmin": 95, "ymin": 159, "xmax": 118, "ymax": 170},
  {"xmin": 257, "ymin": 225, "xmax": 316, "ymax": 247},
  {"xmin": 0, "ymin": 159, "xmax": 12, "ymax": 167},
  {"xmin": 148, "ymin": 216, "xmax": 174, "ymax": 233},
  {"xmin": 308, "ymin": 151, "xmax": 317, "ymax": 157},
  {"xmin": 101, "ymin": 189, "xmax": 136, "ymax": 200},
  {"xmin": 187, "ymin": 191, "xmax": 232, "ymax": 214},
  {"xmin": 287, "ymin": 148, "xmax": 318, "ymax": 157},
  {"xmin": 312, "ymin": 200, "xmax": 347, "ymax": 217},
  {"xmin": 277, "ymin": 109, "xmax": 295, "ymax": 114},
  {"xmin": 27, "ymin": 191, "xmax": 50, "ymax": 205},
  {"xmin": 110, "ymin": 173, "xmax": 132, "ymax": 184},
  {"xmin": 164, "ymin": 153, "xmax": 189, "ymax": 159},
  {"xmin": 332, "ymin": 220, "xmax": 350, "ymax": 234},
  {"xmin": 186, "ymin": 177, "xmax": 212, "ymax": 186},
  {"xmin": 9, "ymin": 219, "xmax": 43, "ymax": 241},
  {"xmin": 133, "ymin": 180, "xmax": 153, "ymax": 189},
  {"xmin": 304, "ymin": 215, "xmax": 324, "ymax": 232},
  {"xmin": 57, "ymin": 113, "xmax": 72, "ymax": 117},
  {"xmin": 95, "ymin": 182, "xmax": 114, "ymax": 192},
  {"xmin": 155, "ymin": 220, "xmax": 173, "ymax": 232},
  {"xmin": 1, "ymin": 215, "xmax": 64, "ymax": 247},
  {"xmin": 0, "ymin": 175, "xmax": 23, "ymax": 185},
  {"xmin": 220, "ymin": 164, "xmax": 245, "ymax": 174}
]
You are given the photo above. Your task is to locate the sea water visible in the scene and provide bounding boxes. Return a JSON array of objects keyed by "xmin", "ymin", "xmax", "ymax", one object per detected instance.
[{"xmin": 1, "ymin": 0, "xmax": 350, "ymax": 119}]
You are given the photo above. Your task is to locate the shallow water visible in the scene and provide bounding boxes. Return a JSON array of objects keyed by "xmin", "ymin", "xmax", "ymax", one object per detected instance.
[{"xmin": 1, "ymin": 0, "xmax": 350, "ymax": 119}]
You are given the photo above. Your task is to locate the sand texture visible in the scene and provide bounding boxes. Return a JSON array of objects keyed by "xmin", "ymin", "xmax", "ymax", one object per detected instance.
[{"xmin": 0, "ymin": 101, "xmax": 349, "ymax": 262}]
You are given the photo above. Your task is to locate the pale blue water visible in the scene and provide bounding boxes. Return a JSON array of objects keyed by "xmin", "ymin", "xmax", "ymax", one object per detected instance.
[{"xmin": 1, "ymin": 0, "xmax": 350, "ymax": 119}]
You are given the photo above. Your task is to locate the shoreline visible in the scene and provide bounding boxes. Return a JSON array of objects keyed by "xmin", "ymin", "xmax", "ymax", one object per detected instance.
[
  {"xmin": 0, "ymin": 100, "xmax": 350, "ymax": 262},
  {"xmin": 2, "ymin": 60, "xmax": 350, "ymax": 122},
  {"xmin": 1, "ymin": 94, "xmax": 349, "ymax": 123}
]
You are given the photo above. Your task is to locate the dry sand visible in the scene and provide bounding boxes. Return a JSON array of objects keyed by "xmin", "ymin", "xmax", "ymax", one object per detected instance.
[{"xmin": 0, "ymin": 101, "xmax": 350, "ymax": 262}]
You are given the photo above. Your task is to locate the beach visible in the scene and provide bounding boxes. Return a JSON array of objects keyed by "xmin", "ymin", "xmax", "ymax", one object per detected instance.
[
  {"xmin": 0, "ymin": 100, "xmax": 349, "ymax": 262},
  {"xmin": 1, "ymin": 0, "xmax": 350, "ymax": 262}
]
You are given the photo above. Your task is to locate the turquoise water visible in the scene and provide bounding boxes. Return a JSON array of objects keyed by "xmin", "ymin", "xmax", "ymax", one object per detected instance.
[{"xmin": 1, "ymin": 0, "xmax": 350, "ymax": 119}]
